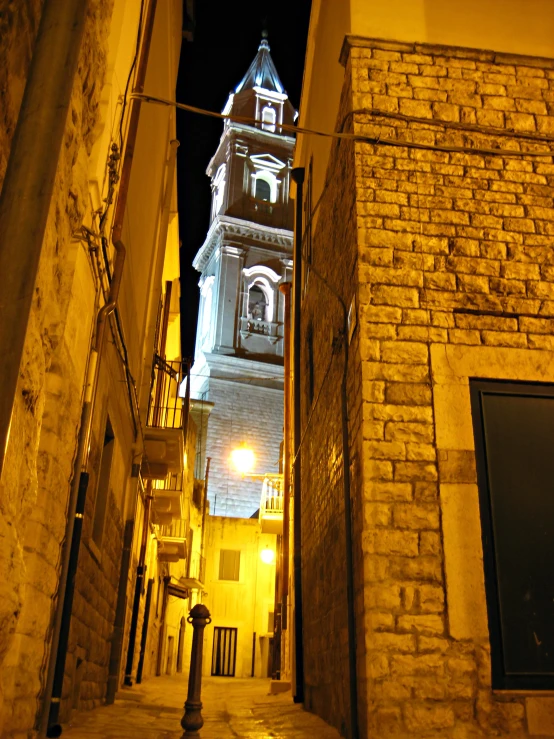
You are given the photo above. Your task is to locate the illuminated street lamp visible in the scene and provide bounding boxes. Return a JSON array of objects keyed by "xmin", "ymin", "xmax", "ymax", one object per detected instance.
[
  {"xmin": 229, "ymin": 443, "xmax": 256, "ymax": 474},
  {"xmin": 260, "ymin": 547, "xmax": 275, "ymax": 565}
]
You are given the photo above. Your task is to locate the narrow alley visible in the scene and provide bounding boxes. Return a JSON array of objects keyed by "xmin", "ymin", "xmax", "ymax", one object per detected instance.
[{"xmin": 63, "ymin": 675, "xmax": 341, "ymax": 739}]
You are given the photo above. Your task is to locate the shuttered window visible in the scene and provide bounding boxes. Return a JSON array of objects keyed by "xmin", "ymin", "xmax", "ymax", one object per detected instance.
[{"xmin": 219, "ymin": 550, "xmax": 240, "ymax": 581}]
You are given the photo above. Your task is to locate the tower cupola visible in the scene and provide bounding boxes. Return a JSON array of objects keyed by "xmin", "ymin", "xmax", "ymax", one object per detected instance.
[{"xmin": 222, "ymin": 32, "xmax": 296, "ymax": 132}]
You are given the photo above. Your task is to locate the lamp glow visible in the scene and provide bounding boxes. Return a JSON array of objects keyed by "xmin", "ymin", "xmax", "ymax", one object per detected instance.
[
  {"xmin": 260, "ymin": 548, "xmax": 275, "ymax": 565},
  {"xmin": 230, "ymin": 444, "xmax": 256, "ymax": 474}
]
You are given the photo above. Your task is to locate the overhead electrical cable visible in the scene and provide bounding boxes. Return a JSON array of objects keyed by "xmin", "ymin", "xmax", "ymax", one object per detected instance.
[{"xmin": 131, "ymin": 92, "xmax": 554, "ymax": 159}]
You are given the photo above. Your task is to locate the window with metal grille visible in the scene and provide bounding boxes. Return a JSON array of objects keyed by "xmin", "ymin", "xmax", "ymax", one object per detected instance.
[{"xmin": 219, "ymin": 549, "xmax": 240, "ymax": 581}]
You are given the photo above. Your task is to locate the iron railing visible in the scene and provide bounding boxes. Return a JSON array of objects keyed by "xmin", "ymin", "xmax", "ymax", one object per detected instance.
[
  {"xmin": 147, "ymin": 356, "xmax": 183, "ymax": 429},
  {"xmin": 152, "ymin": 471, "xmax": 183, "ymax": 493},
  {"xmin": 159, "ymin": 518, "xmax": 187, "ymax": 540},
  {"xmin": 260, "ymin": 474, "xmax": 284, "ymax": 516}
]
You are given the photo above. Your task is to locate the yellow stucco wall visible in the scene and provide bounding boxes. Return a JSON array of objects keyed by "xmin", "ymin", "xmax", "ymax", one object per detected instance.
[
  {"xmin": 351, "ymin": 0, "xmax": 554, "ymax": 58},
  {"xmin": 202, "ymin": 516, "xmax": 277, "ymax": 679}
]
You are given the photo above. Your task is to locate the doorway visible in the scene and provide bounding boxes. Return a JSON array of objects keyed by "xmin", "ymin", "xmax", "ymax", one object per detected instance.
[{"xmin": 211, "ymin": 627, "xmax": 237, "ymax": 676}]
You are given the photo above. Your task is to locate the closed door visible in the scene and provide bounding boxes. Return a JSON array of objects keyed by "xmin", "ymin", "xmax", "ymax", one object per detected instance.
[{"xmin": 211, "ymin": 627, "xmax": 238, "ymax": 677}]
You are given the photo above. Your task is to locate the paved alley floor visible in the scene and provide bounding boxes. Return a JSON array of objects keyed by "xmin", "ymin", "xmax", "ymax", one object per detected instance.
[{"xmin": 63, "ymin": 672, "xmax": 342, "ymax": 738}]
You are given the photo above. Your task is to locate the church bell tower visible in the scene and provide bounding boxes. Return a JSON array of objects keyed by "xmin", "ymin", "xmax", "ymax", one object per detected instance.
[{"xmin": 191, "ymin": 34, "xmax": 295, "ymax": 517}]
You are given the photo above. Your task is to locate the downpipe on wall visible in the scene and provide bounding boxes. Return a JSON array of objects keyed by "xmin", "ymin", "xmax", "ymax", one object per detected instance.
[
  {"xmin": 40, "ymin": 1, "xmax": 159, "ymax": 734},
  {"xmin": 124, "ymin": 481, "xmax": 153, "ymax": 685},
  {"xmin": 305, "ymin": 261, "xmax": 359, "ymax": 739},
  {"xmin": 290, "ymin": 168, "xmax": 305, "ymax": 704}
]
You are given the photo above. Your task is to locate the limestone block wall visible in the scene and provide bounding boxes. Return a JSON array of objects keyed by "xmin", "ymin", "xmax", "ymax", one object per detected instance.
[
  {"xmin": 300, "ymin": 37, "xmax": 554, "ymax": 739},
  {"xmin": 202, "ymin": 378, "xmax": 284, "ymax": 517},
  {"xmin": 299, "ymin": 69, "xmax": 367, "ymax": 737},
  {"xmin": 0, "ymin": 1, "xmax": 114, "ymax": 734},
  {"xmin": 61, "ymin": 351, "xmax": 132, "ymax": 717}
]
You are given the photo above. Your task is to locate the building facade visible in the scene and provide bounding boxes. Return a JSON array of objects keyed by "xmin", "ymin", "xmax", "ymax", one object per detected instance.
[
  {"xmin": 201, "ymin": 516, "xmax": 277, "ymax": 680},
  {"xmin": 292, "ymin": 1, "xmax": 554, "ymax": 738},
  {"xmin": 191, "ymin": 36, "xmax": 295, "ymax": 517},
  {"xmin": 0, "ymin": 1, "xmax": 202, "ymax": 735}
]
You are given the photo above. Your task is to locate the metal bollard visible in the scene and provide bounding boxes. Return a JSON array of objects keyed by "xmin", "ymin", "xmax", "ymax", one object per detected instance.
[{"xmin": 181, "ymin": 604, "xmax": 212, "ymax": 737}]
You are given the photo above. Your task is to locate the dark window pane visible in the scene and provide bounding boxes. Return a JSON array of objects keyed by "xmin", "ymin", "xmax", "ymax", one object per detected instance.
[
  {"xmin": 255, "ymin": 179, "xmax": 271, "ymax": 202},
  {"xmin": 471, "ymin": 381, "xmax": 554, "ymax": 689}
]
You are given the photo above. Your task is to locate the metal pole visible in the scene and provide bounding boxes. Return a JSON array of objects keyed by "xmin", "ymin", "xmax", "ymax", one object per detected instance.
[
  {"xmin": 279, "ymin": 283, "xmax": 291, "ymax": 607},
  {"xmin": 181, "ymin": 604, "xmax": 211, "ymax": 738},
  {"xmin": 0, "ymin": 0, "xmax": 89, "ymax": 476},
  {"xmin": 124, "ymin": 481, "xmax": 153, "ymax": 685},
  {"xmin": 290, "ymin": 167, "xmax": 305, "ymax": 704},
  {"xmin": 106, "ymin": 519, "xmax": 135, "ymax": 703},
  {"xmin": 305, "ymin": 263, "xmax": 359, "ymax": 739}
]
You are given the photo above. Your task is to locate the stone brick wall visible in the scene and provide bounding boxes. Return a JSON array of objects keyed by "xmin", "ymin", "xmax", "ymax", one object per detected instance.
[
  {"xmin": 202, "ymin": 379, "xmax": 284, "ymax": 517},
  {"xmin": 300, "ymin": 37, "xmax": 554, "ymax": 739},
  {"xmin": 299, "ymin": 64, "xmax": 367, "ymax": 738},
  {"xmin": 0, "ymin": 2, "xmax": 114, "ymax": 733},
  {"xmin": 63, "ymin": 370, "xmax": 127, "ymax": 715}
]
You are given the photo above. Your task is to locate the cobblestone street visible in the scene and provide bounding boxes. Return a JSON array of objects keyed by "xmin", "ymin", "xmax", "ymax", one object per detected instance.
[{"xmin": 63, "ymin": 674, "xmax": 342, "ymax": 739}]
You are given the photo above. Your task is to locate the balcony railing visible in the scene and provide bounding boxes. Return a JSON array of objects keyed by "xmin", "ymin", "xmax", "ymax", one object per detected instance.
[
  {"xmin": 159, "ymin": 517, "xmax": 187, "ymax": 540},
  {"xmin": 147, "ymin": 357, "xmax": 184, "ymax": 429},
  {"xmin": 142, "ymin": 358, "xmax": 186, "ymax": 482},
  {"xmin": 239, "ymin": 316, "xmax": 279, "ymax": 343},
  {"xmin": 157, "ymin": 517, "xmax": 187, "ymax": 562},
  {"xmin": 151, "ymin": 473, "xmax": 183, "ymax": 526},
  {"xmin": 260, "ymin": 474, "xmax": 284, "ymax": 535}
]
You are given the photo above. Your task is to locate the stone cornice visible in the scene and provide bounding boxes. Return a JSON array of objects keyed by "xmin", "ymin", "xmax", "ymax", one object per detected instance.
[
  {"xmin": 190, "ymin": 351, "xmax": 284, "ymax": 393},
  {"xmin": 193, "ymin": 215, "xmax": 293, "ymax": 273},
  {"xmin": 207, "ymin": 123, "xmax": 295, "ymax": 177},
  {"xmin": 340, "ymin": 34, "xmax": 554, "ymax": 69}
]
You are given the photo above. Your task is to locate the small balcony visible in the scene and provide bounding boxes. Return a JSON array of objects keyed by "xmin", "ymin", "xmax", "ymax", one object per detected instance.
[
  {"xmin": 152, "ymin": 472, "xmax": 183, "ymax": 525},
  {"xmin": 180, "ymin": 551, "xmax": 206, "ymax": 590},
  {"xmin": 260, "ymin": 474, "xmax": 284, "ymax": 535},
  {"xmin": 142, "ymin": 357, "xmax": 185, "ymax": 480},
  {"xmin": 157, "ymin": 518, "xmax": 187, "ymax": 563},
  {"xmin": 239, "ymin": 316, "xmax": 280, "ymax": 344}
]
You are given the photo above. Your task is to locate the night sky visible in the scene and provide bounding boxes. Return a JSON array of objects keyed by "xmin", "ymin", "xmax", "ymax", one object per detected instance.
[{"xmin": 176, "ymin": 0, "xmax": 312, "ymax": 360}]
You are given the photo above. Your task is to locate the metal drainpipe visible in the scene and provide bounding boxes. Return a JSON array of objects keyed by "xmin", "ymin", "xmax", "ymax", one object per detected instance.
[
  {"xmin": 124, "ymin": 480, "xmax": 154, "ymax": 685},
  {"xmin": 106, "ymin": 517, "xmax": 135, "ymax": 704},
  {"xmin": 135, "ymin": 578, "xmax": 154, "ymax": 683},
  {"xmin": 0, "ymin": 0, "xmax": 90, "ymax": 478},
  {"xmin": 305, "ymin": 261, "xmax": 359, "ymax": 739},
  {"xmin": 156, "ymin": 575, "xmax": 171, "ymax": 676},
  {"xmin": 40, "ymin": 1, "xmax": 159, "ymax": 734},
  {"xmin": 338, "ymin": 302, "xmax": 359, "ymax": 739},
  {"xmin": 279, "ymin": 283, "xmax": 291, "ymax": 607},
  {"xmin": 290, "ymin": 167, "xmax": 305, "ymax": 704}
]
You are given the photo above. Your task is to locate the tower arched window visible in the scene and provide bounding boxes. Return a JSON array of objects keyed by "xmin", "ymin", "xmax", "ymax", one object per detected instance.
[
  {"xmin": 261, "ymin": 105, "xmax": 276, "ymax": 132},
  {"xmin": 248, "ymin": 284, "xmax": 267, "ymax": 321},
  {"xmin": 252, "ymin": 170, "xmax": 277, "ymax": 203},
  {"xmin": 255, "ymin": 178, "xmax": 271, "ymax": 202}
]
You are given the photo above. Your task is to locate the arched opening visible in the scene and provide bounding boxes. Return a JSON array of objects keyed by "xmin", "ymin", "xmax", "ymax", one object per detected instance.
[
  {"xmin": 248, "ymin": 284, "xmax": 267, "ymax": 321},
  {"xmin": 255, "ymin": 178, "xmax": 271, "ymax": 202}
]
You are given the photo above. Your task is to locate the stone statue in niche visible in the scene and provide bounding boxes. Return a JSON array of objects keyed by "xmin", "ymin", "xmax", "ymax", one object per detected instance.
[{"xmin": 248, "ymin": 285, "xmax": 267, "ymax": 321}]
